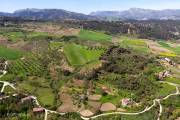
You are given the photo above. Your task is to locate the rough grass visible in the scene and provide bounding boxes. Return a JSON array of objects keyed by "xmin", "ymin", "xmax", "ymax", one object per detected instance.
[
  {"xmin": 0, "ymin": 45, "xmax": 23, "ymax": 60},
  {"xmin": 161, "ymin": 96, "xmax": 180, "ymax": 120},
  {"xmin": 157, "ymin": 83, "xmax": 176, "ymax": 97},
  {"xmin": 50, "ymin": 41, "xmax": 63, "ymax": 50},
  {"xmin": 5, "ymin": 32, "xmax": 25, "ymax": 41},
  {"xmin": 94, "ymin": 108, "xmax": 157, "ymax": 120},
  {"xmin": 3, "ymin": 86, "xmax": 16, "ymax": 94},
  {"xmin": 27, "ymin": 31, "xmax": 49, "ymax": 39},
  {"xmin": 78, "ymin": 30, "xmax": 112, "ymax": 41},
  {"xmin": 63, "ymin": 43, "xmax": 104, "ymax": 66},
  {"xmin": 17, "ymin": 77, "xmax": 55, "ymax": 107},
  {"xmin": 36, "ymin": 88, "xmax": 55, "ymax": 107},
  {"xmin": 165, "ymin": 77, "xmax": 180, "ymax": 85}
]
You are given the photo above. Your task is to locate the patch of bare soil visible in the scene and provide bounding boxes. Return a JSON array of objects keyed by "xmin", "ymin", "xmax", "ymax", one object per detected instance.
[
  {"xmin": 0, "ymin": 37, "xmax": 34, "ymax": 52},
  {"xmin": 146, "ymin": 40, "xmax": 172, "ymax": 53},
  {"xmin": 61, "ymin": 59, "xmax": 74, "ymax": 72},
  {"xmin": 0, "ymin": 36, "xmax": 10, "ymax": 45},
  {"xmin": 7, "ymin": 41, "xmax": 34, "ymax": 51},
  {"xmin": 88, "ymin": 101, "xmax": 101, "ymax": 113},
  {"xmin": 112, "ymin": 37, "xmax": 121, "ymax": 44},
  {"xmin": 49, "ymin": 64, "xmax": 59, "ymax": 80},
  {"xmin": 100, "ymin": 102, "xmax": 116, "ymax": 112},
  {"xmin": 58, "ymin": 92, "xmax": 79, "ymax": 113},
  {"xmin": 72, "ymin": 79, "xmax": 85, "ymax": 88}
]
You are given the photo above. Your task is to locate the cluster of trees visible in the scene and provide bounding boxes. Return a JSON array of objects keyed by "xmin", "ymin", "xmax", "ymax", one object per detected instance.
[
  {"xmin": 86, "ymin": 46, "xmax": 162, "ymax": 101},
  {"xmin": 65, "ymin": 20, "xmax": 180, "ymax": 40}
]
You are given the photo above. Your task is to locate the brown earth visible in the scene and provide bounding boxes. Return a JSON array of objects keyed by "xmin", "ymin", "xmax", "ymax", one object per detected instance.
[
  {"xmin": 22, "ymin": 23, "xmax": 80, "ymax": 36},
  {"xmin": 58, "ymin": 92, "xmax": 78, "ymax": 113},
  {"xmin": 100, "ymin": 103, "xmax": 116, "ymax": 112},
  {"xmin": 88, "ymin": 101, "xmax": 102, "ymax": 113}
]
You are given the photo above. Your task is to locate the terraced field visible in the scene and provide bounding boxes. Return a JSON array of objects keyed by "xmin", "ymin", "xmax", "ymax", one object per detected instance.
[{"xmin": 7, "ymin": 54, "xmax": 44, "ymax": 76}]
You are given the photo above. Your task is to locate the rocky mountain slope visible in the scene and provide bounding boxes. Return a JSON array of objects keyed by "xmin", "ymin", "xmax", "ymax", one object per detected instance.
[
  {"xmin": 90, "ymin": 8, "xmax": 180, "ymax": 20},
  {"xmin": 1, "ymin": 8, "xmax": 180, "ymax": 21}
]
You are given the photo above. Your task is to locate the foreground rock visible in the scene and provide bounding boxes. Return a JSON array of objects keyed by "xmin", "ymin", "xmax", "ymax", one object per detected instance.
[
  {"xmin": 100, "ymin": 102, "xmax": 116, "ymax": 112},
  {"xmin": 80, "ymin": 110, "xmax": 94, "ymax": 117}
]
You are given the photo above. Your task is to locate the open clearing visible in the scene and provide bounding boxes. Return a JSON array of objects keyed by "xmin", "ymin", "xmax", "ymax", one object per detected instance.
[
  {"xmin": 120, "ymin": 36, "xmax": 150, "ymax": 53},
  {"xmin": 0, "ymin": 45, "xmax": 23, "ymax": 60},
  {"xmin": 63, "ymin": 43, "xmax": 104, "ymax": 66},
  {"xmin": 158, "ymin": 41, "xmax": 180, "ymax": 55},
  {"xmin": 78, "ymin": 30, "xmax": 112, "ymax": 41}
]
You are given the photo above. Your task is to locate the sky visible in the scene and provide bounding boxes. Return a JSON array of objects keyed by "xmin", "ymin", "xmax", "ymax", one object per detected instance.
[{"xmin": 0, "ymin": 0, "xmax": 180, "ymax": 14}]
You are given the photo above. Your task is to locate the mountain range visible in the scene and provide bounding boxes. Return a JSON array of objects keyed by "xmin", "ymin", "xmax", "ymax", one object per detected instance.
[
  {"xmin": 90, "ymin": 8, "xmax": 180, "ymax": 20},
  {"xmin": 1, "ymin": 8, "xmax": 180, "ymax": 21}
]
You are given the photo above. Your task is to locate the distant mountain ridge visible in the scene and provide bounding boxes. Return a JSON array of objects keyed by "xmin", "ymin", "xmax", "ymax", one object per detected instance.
[
  {"xmin": 90, "ymin": 8, "xmax": 180, "ymax": 20},
  {"xmin": 1, "ymin": 8, "xmax": 180, "ymax": 21},
  {"xmin": 0, "ymin": 8, "xmax": 97, "ymax": 20}
]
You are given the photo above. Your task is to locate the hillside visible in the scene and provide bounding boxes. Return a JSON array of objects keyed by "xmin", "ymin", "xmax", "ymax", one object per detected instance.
[
  {"xmin": 0, "ymin": 8, "xmax": 97, "ymax": 21},
  {"xmin": 0, "ymin": 21, "xmax": 180, "ymax": 120},
  {"xmin": 1, "ymin": 8, "xmax": 180, "ymax": 21},
  {"xmin": 90, "ymin": 8, "xmax": 180, "ymax": 20}
]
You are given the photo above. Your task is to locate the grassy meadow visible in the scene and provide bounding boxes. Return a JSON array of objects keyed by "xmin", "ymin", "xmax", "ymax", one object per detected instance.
[
  {"xmin": 78, "ymin": 30, "xmax": 112, "ymax": 41},
  {"xmin": 0, "ymin": 45, "xmax": 23, "ymax": 60},
  {"xmin": 63, "ymin": 43, "xmax": 104, "ymax": 66},
  {"xmin": 120, "ymin": 36, "xmax": 150, "ymax": 53},
  {"xmin": 158, "ymin": 41, "xmax": 180, "ymax": 55}
]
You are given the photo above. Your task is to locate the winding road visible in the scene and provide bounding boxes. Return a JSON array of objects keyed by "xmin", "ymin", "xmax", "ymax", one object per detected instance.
[{"xmin": 0, "ymin": 61, "xmax": 179, "ymax": 120}]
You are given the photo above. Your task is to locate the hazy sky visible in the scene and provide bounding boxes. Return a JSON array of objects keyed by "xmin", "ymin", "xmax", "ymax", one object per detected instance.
[{"xmin": 1, "ymin": 0, "xmax": 180, "ymax": 14}]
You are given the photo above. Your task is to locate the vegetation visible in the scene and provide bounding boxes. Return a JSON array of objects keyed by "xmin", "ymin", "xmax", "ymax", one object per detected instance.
[
  {"xmin": 0, "ymin": 45, "xmax": 23, "ymax": 60},
  {"xmin": 158, "ymin": 41, "xmax": 180, "ymax": 55},
  {"xmin": 120, "ymin": 36, "xmax": 150, "ymax": 53},
  {"xmin": 94, "ymin": 107, "xmax": 158, "ymax": 120},
  {"xmin": 7, "ymin": 54, "xmax": 44, "ymax": 76},
  {"xmin": 156, "ymin": 83, "xmax": 176, "ymax": 98},
  {"xmin": 63, "ymin": 43, "xmax": 104, "ymax": 66},
  {"xmin": 78, "ymin": 30, "xmax": 112, "ymax": 41},
  {"xmin": 0, "ymin": 20, "xmax": 179, "ymax": 120},
  {"xmin": 95, "ymin": 46, "xmax": 163, "ymax": 102},
  {"xmin": 161, "ymin": 96, "xmax": 180, "ymax": 120},
  {"xmin": 50, "ymin": 41, "xmax": 63, "ymax": 50}
]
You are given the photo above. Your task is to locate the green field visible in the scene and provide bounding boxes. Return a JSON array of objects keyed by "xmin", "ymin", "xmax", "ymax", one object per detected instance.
[
  {"xmin": 0, "ymin": 45, "xmax": 23, "ymax": 60},
  {"xmin": 5, "ymin": 32, "xmax": 25, "ymax": 41},
  {"xmin": 158, "ymin": 41, "xmax": 180, "ymax": 55},
  {"xmin": 120, "ymin": 36, "xmax": 150, "ymax": 53},
  {"xmin": 157, "ymin": 83, "xmax": 176, "ymax": 97},
  {"xmin": 50, "ymin": 41, "xmax": 63, "ymax": 50},
  {"xmin": 94, "ymin": 108, "xmax": 157, "ymax": 120},
  {"xmin": 26, "ymin": 31, "xmax": 49, "ymax": 39},
  {"xmin": 8, "ymin": 54, "xmax": 44, "ymax": 76},
  {"xmin": 165, "ymin": 77, "xmax": 180, "ymax": 85},
  {"xmin": 63, "ymin": 43, "xmax": 104, "ymax": 66},
  {"xmin": 17, "ymin": 77, "xmax": 55, "ymax": 107},
  {"xmin": 78, "ymin": 30, "xmax": 112, "ymax": 41}
]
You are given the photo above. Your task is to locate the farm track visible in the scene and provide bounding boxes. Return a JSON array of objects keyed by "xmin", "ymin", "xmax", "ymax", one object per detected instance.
[{"xmin": 0, "ymin": 61, "xmax": 180, "ymax": 120}]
